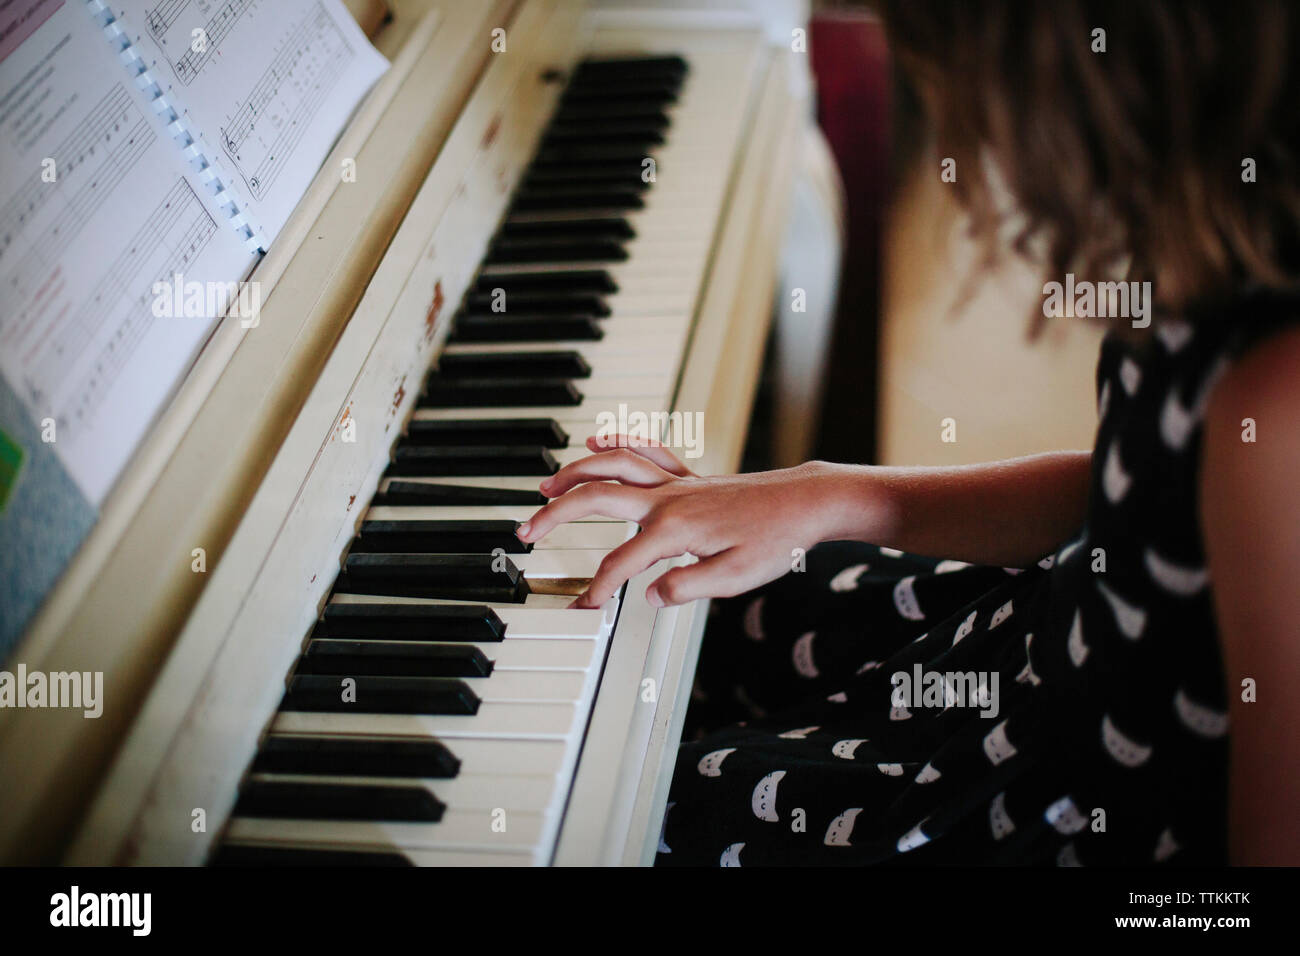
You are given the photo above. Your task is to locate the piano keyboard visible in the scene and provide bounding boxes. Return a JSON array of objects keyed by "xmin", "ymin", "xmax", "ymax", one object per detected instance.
[{"xmin": 215, "ymin": 52, "xmax": 734, "ymax": 866}]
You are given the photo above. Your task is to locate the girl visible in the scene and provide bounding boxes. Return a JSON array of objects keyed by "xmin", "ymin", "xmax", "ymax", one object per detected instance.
[{"xmin": 516, "ymin": 0, "xmax": 1300, "ymax": 866}]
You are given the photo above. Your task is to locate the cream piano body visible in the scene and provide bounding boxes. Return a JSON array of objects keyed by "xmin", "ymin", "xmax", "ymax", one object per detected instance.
[{"xmin": 0, "ymin": 0, "xmax": 817, "ymax": 866}]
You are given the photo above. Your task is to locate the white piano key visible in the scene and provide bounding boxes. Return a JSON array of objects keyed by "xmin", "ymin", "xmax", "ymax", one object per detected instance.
[
  {"xmin": 478, "ymin": 638, "xmax": 599, "ymax": 670},
  {"xmin": 225, "ymin": 810, "xmax": 550, "ymax": 853},
  {"xmin": 246, "ymin": 772, "xmax": 560, "ymax": 811},
  {"xmin": 469, "ymin": 669, "xmax": 589, "ymax": 701},
  {"xmin": 413, "ymin": 397, "xmax": 678, "ymax": 424},
  {"xmin": 512, "ymin": 549, "xmax": 605, "ymax": 579},
  {"xmin": 274, "ymin": 701, "xmax": 580, "ymax": 739},
  {"xmin": 329, "ymin": 591, "xmax": 579, "ymax": 610},
  {"xmin": 324, "ymin": 598, "xmax": 611, "ymax": 638}
]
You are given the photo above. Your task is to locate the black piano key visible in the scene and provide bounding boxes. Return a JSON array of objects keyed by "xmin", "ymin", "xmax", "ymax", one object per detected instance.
[
  {"xmin": 233, "ymin": 778, "xmax": 446, "ymax": 821},
  {"xmin": 522, "ymin": 161, "xmax": 655, "ymax": 187},
  {"xmin": 281, "ymin": 675, "xmax": 481, "ymax": 716},
  {"xmin": 297, "ymin": 640, "xmax": 493, "ymax": 680},
  {"xmin": 335, "ymin": 553, "xmax": 529, "ymax": 604},
  {"xmin": 463, "ymin": 291, "xmax": 611, "ymax": 317},
  {"xmin": 542, "ymin": 124, "xmax": 666, "ymax": 148},
  {"xmin": 511, "ymin": 185, "xmax": 645, "ymax": 212},
  {"xmin": 352, "ymin": 519, "xmax": 530, "ymax": 554},
  {"xmin": 419, "ymin": 378, "xmax": 582, "ymax": 408},
  {"xmin": 548, "ymin": 104, "xmax": 672, "ymax": 125},
  {"xmin": 474, "ymin": 269, "xmax": 617, "ymax": 294},
  {"xmin": 486, "ymin": 237, "xmax": 629, "ymax": 264},
  {"xmin": 212, "ymin": 844, "xmax": 414, "ymax": 866},
  {"xmin": 547, "ymin": 112, "xmax": 670, "ymax": 134},
  {"xmin": 253, "ymin": 734, "xmax": 464, "ymax": 777},
  {"xmin": 571, "ymin": 55, "xmax": 688, "ymax": 80},
  {"xmin": 372, "ymin": 481, "xmax": 546, "ymax": 507},
  {"xmin": 388, "ymin": 444, "xmax": 559, "ymax": 476},
  {"xmin": 403, "ymin": 418, "xmax": 568, "ymax": 447},
  {"xmin": 437, "ymin": 351, "xmax": 591, "ymax": 380},
  {"xmin": 314, "ymin": 603, "xmax": 507, "ymax": 642},
  {"xmin": 560, "ymin": 84, "xmax": 681, "ymax": 109},
  {"xmin": 497, "ymin": 217, "xmax": 634, "ymax": 240},
  {"xmin": 449, "ymin": 313, "xmax": 604, "ymax": 343},
  {"xmin": 535, "ymin": 141, "xmax": 667, "ymax": 165}
]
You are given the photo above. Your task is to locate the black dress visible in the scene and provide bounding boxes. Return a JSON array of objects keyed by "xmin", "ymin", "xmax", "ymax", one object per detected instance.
[{"xmin": 657, "ymin": 300, "xmax": 1299, "ymax": 867}]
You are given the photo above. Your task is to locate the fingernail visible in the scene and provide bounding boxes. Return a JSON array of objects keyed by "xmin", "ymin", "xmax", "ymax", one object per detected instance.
[
  {"xmin": 538, "ymin": 478, "xmax": 552, "ymax": 492},
  {"xmin": 516, "ymin": 521, "xmax": 531, "ymax": 540},
  {"xmin": 646, "ymin": 586, "xmax": 663, "ymax": 608}
]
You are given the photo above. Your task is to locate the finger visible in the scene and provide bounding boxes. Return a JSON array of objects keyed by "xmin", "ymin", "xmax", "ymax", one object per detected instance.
[
  {"xmin": 539, "ymin": 448, "xmax": 676, "ymax": 498},
  {"xmin": 517, "ymin": 482, "xmax": 654, "ymax": 543},
  {"xmin": 646, "ymin": 549, "xmax": 770, "ymax": 607},
  {"xmin": 573, "ymin": 527, "xmax": 691, "ymax": 608},
  {"xmin": 587, "ymin": 433, "xmax": 693, "ymax": 476}
]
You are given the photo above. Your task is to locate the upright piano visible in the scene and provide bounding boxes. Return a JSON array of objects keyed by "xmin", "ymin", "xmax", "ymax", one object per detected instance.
[{"xmin": 0, "ymin": 0, "xmax": 812, "ymax": 865}]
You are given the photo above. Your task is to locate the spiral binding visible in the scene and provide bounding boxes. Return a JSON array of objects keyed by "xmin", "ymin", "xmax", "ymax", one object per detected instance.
[{"xmin": 86, "ymin": 0, "xmax": 263, "ymax": 253}]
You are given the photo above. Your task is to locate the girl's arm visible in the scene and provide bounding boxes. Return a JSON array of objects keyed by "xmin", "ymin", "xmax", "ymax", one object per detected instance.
[
  {"xmin": 519, "ymin": 439, "xmax": 1091, "ymax": 609},
  {"xmin": 1200, "ymin": 325, "xmax": 1300, "ymax": 865}
]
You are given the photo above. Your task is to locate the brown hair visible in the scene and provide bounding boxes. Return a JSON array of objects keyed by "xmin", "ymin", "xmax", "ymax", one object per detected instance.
[{"xmin": 879, "ymin": 0, "xmax": 1300, "ymax": 326}]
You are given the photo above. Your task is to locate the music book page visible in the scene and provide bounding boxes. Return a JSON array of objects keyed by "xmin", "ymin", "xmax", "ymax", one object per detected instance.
[
  {"xmin": 107, "ymin": 0, "xmax": 389, "ymax": 247},
  {"xmin": 0, "ymin": 0, "xmax": 257, "ymax": 506}
]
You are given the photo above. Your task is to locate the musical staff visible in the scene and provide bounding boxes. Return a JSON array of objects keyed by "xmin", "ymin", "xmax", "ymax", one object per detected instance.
[
  {"xmin": 144, "ymin": 0, "xmax": 255, "ymax": 85},
  {"xmin": 0, "ymin": 86, "xmax": 151, "ymax": 272},
  {"xmin": 219, "ymin": 1, "xmax": 354, "ymax": 200},
  {"xmin": 23, "ymin": 179, "xmax": 218, "ymax": 434},
  {"xmin": 145, "ymin": 0, "xmax": 188, "ymax": 36}
]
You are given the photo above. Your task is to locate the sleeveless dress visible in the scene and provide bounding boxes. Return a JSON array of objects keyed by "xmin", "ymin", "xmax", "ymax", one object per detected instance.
[{"xmin": 656, "ymin": 295, "xmax": 1300, "ymax": 867}]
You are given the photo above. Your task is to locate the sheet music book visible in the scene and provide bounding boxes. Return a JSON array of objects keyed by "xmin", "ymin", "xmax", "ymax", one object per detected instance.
[{"xmin": 0, "ymin": 0, "xmax": 387, "ymax": 656}]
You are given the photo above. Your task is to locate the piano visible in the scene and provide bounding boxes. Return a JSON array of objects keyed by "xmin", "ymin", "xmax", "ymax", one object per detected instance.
[{"xmin": 0, "ymin": 0, "xmax": 814, "ymax": 866}]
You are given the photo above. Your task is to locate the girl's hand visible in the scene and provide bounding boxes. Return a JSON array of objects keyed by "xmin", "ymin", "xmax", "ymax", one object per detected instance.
[{"xmin": 516, "ymin": 434, "xmax": 858, "ymax": 609}]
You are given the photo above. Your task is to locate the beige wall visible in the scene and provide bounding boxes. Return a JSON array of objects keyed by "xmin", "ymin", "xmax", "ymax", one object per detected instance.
[{"xmin": 877, "ymin": 158, "xmax": 1105, "ymax": 465}]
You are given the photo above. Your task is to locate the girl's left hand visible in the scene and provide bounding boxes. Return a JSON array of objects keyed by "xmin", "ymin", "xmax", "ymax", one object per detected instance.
[{"xmin": 516, "ymin": 434, "xmax": 855, "ymax": 609}]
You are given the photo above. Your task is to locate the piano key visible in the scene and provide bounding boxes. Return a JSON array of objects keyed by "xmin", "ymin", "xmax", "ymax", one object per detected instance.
[
  {"xmin": 249, "ymin": 772, "xmax": 560, "ymax": 812},
  {"xmin": 334, "ymin": 553, "xmax": 529, "ymax": 604},
  {"xmin": 225, "ymin": 809, "xmax": 548, "ymax": 853},
  {"xmin": 432, "ymin": 350, "xmax": 662, "ymax": 379},
  {"xmin": 298, "ymin": 640, "xmax": 493, "ymax": 679},
  {"xmin": 510, "ymin": 185, "xmax": 645, "ymax": 212},
  {"xmin": 211, "ymin": 844, "xmax": 414, "ymax": 866},
  {"xmin": 234, "ymin": 778, "xmax": 445, "ymax": 822},
  {"xmin": 402, "ymin": 418, "xmax": 568, "ymax": 447},
  {"xmin": 497, "ymin": 216, "xmax": 634, "ymax": 240},
  {"xmin": 252, "ymin": 734, "xmax": 463, "ymax": 777},
  {"xmin": 475, "ymin": 638, "xmax": 598, "ymax": 670},
  {"xmin": 543, "ymin": 117, "xmax": 670, "ymax": 141},
  {"xmin": 474, "ymin": 269, "xmax": 617, "ymax": 294},
  {"xmin": 436, "ymin": 351, "xmax": 591, "ymax": 380},
  {"xmin": 325, "ymin": 600, "xmax": 611, "ymax": 640},
  {"xmin": 571, "ymin": 54, "xmax": 688, "ymax": 79},
  {"xmin": 419, "ymin": 377, "xmax": 583, "ymax": 408},
  {"xmin": 372, "ymin": 481, "xmax": 545, "ymax": 507},
  {"xmin": 388, "ymin": 443, "xmax": 559, "ymax": 476},
  {"xmin": 361, "ymin": 509, "xmax": 631, "ymax": 550},
  {"xmin": 313, "ymin": 603, "xmax": 506, "ymax": 642},
  {"xmin": 448, "ymin": 313, "xmax": 604, "ymax": 342},
  {"xmin": 351, "ymin": 519, "xmax": 529, "ymax": 554},
  {"xmin": 546, "ymin": 104, "xmax": 673, "ymax": 125},
  {"xmin": 463, "ymin": 291, "xmax": 611, "ymax": 316},
  {"xmin": 281, "ymin": 675, "xmax": 481, "ymax": 715},
  {"xmin": 365, "ymin": 505, "xmax": 610, "ymax": 524},
  {"xmin": 274, "ymin": 700, "xmax": 581, "ymax": 739},
  {"xmin": 486, "ymin": 237, "xmax": 630, "ymax": 265}
]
